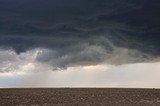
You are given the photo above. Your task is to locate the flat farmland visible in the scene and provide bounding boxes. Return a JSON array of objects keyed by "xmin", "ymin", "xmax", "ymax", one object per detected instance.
[{"xmin": 0, "ymin": 88, "xmax": 160, "ymax": 106}]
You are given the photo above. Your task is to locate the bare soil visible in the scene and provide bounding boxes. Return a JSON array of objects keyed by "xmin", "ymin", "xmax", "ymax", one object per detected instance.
[{"xmin": 0, "ymin": 88, "xmax": 160, "ymax": 106}]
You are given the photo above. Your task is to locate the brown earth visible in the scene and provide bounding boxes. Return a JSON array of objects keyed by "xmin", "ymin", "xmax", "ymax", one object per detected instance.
[{"xmin": 0, "ymin": 88, "xmax": 160, "ymax": 106}]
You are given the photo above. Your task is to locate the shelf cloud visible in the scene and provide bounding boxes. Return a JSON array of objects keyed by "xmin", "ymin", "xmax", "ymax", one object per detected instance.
[
  {"xmin": 0, "ymin": 0, "xmax": 160, "ymax": 70},
  {"xmin": 0, "ymin": 0, "xmax": 160, "ymax": 88}
]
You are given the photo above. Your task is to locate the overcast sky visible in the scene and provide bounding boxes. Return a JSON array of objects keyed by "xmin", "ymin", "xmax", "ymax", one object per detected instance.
[{"xmin": 0, "ymin": 0, "xmax": 160, "ymax": 88}]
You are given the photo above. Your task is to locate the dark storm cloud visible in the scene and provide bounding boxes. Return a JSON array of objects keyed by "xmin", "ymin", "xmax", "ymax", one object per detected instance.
[{"xmin": 0, "ymin": 0, "xmax": 160, "ymax": 68}]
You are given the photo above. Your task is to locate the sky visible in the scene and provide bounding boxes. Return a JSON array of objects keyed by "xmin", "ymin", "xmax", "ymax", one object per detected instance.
[{"xmin": 0, "ymin": 0, "xmax": 160, "ymax": 88}]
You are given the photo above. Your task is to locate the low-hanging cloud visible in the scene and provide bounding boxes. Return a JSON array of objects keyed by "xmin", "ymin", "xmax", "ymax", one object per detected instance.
[{"xmin": 0, "ymin": 0, "xmax": 160, "ymax": 70}]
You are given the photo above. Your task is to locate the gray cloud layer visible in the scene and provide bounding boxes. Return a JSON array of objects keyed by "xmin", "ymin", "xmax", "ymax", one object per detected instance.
[{"xmin": 0, "ymin": 0, "xmax": 160, "ymax": 69}]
